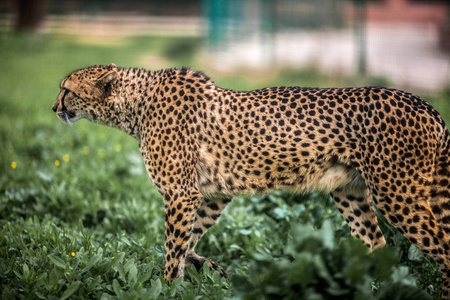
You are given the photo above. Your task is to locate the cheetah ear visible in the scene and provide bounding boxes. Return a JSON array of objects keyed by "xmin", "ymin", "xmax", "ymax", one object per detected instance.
[
  {"xmin": 97, "ymin": 70, "xmax": 118, "ymax": 95},
  {"xmin": 108, "ymin": 63, "xmax": 116, "ymax": 68}
]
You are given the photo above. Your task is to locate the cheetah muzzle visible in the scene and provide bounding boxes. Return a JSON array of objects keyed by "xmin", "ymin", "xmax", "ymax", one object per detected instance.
[{"xmin": 53, "ymin": 64, "xmax": 450, "ymax": 298}]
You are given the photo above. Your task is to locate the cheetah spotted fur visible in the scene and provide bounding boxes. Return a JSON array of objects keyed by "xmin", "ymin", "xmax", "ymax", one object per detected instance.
[{"xmin": 53, "ymin": 64, "xmax": 450, "ymax": 298}]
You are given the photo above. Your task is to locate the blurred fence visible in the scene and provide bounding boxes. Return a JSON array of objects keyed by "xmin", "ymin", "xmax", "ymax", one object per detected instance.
[
  {"xmin": 202, "ymin": 0, "xmax": 449, "ymax": 91},
  {"xmin": 0, "ymin": 0, "xmax": 449, "ymax": 91},
  {"xmin": 0, "ymin": 14, "xmax": 201, "ymax": 37}
]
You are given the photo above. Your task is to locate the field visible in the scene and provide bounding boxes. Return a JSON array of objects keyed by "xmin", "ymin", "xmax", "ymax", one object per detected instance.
[{"xmin": 0, "ymin": 32, "xmax": 449, "ymax": 299}]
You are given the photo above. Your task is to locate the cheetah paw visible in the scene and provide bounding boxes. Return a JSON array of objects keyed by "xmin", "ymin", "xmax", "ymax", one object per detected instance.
[{"xmin": 186, "ymin": 253, "xmax": 228, "ymax": 278}]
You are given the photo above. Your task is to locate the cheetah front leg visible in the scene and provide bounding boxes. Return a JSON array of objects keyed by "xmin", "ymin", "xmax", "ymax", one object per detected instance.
[
  {"xmin": 163, "ymin": 188, "xmax": 202, "ymax": 280},
  {"xmin": 185, "ymin": 198, "xmax": 231, "ymax": 277},
  {"xmin": 139, "ymin": 136, "xmax": 205, "ymax": 281}
]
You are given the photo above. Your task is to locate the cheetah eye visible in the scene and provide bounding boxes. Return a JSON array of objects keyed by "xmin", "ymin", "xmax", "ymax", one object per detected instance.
[
  {"xmin": 62, "ymin": 88, "xmax": 80, "ymax": 100},
  {"xmin": 61, "ymin": 88, "xmax": 71, "ymax": 100}
]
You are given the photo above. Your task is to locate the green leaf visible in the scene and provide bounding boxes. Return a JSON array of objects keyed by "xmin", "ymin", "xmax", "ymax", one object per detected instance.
[
  {"xmin": 231, "ymin": 274, "xmax": 253, "ymax": 294},
  {"xmin": 34, "ymin": 291, "xmax": 46, "ymax": 299},
  {"xmin": 35, "ymin": 272, "xmax": 48, "ymax": 286},
  {"xmin": 116, "ymin": 264, "xmax": 126, "ymax": 281},
  {"xmin": 238, "ymin": 229, "xmax": 252, "ymax": 235},
  {"xmin": 390, "ymin": 266, "xmax": 416, "ymax": 286},
  {"xmin": 184, "ymin": 265, "xmax": 200, "ymax": 283},
  {"xmin": 148, "ymin": 278, "xmax": 162, "ymax": 298},
  {"xmin": 124, "ymin": 258, "xmax": 135, "ymax": 274},
  {"xmin": 36, "ymin": 170, "xmax": 54, "ymax": 182},
  {"xmin": 370, "ymin": 246, "xmax": 400, "ymax": 279},
  {"xmin": 311, "ymin": 254, "xmax": 337, "ymax": 289},
  {"xmin": 168, "ymin": 277, "xmax": 183, "ymax": 296},
  {"xmin": 87, "ymin": 276, "xmax": 102, "ymax": 292},
  {"xmin": 342, "ymin": 256, "xmax": 371, "ymax": 285},
  {"xmin": 45, "ymin": 269, "xmax": 59, "ymax": 293},
  {"xmin": 82, "ymin": 254, "xmax": 101, "ymax": 273},
  {"xmin": 49, "ymin": 255, "xmax": 66, "ymax": 269},
  {"xmin": 112, "ymin": 279, "xmax": 122, "ymax": 297},
  {"xmin": 60, "ymin": 281, "xmax": 81, "ymax": 300},
  {"xmin": 127, "ymin": 263, "xmax": 138, "ymax": 285},
  {"xmin": 321, "ymin": 219, "xmax": 335, "ymax": 249},
  {"xmin": 111, "ymin": 252, "xmax": 125, "ymax": 266},
  {"xmin": 288, "ymin": 254, "xmax": 317, "ymax": 288},
  {"xmin": 407, "ymin": 245, "xmax": 424, "ymax": 262},
  {"xmin": 100, "ymin": 293, "xmax": 113, "ymax": 300},
  {"xmin": 137, "ymin": 264, "xmax": 153, "ymax": 284},
  {"xmin": 22, "ymin": 263, "xmax": 30, "ymax": 278},
  {"xmin": 375, "ymin": 282, "xmax": 433, "ymax": 300},
  {"xmin": 273, "ymin": 207, "xmax": 287, "ymax": 219}
]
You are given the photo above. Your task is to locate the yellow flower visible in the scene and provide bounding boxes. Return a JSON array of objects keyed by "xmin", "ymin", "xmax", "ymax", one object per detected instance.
[
  {"xmin": 71, "ymin": 252, "xmax": 76, "ymax": 257},
  {"xmin": 82, "ymin": 146, "xmax": 89, "ymax": 155},
  {"xmin": 11, "ymin": 161, "xmax": 16, "ymax": 169},
  {"xmin": 55, "ymin": 160, "xmax": 60, "ymax": 167},
  {"xmin": 63, "ymin": 154, "xmax": 70, "ymax": 162},
  {"xmin": 112, "ymin": 256, "xmax": 115, "ymax": 259},
  {"xmin": 115, "ymin": 144, "xmax": 122, "ymax": 152}
]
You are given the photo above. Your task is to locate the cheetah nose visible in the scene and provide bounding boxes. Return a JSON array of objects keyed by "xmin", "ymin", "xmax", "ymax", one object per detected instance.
[{"xmin": 52, "ymin": 105, "xmax": 57, "ymax": 112}]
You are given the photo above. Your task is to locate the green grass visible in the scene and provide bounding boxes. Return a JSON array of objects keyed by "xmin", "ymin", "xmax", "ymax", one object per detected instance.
[{"xmin": 0, "ymin": 32, "xmax": 448, "ymax": 299}]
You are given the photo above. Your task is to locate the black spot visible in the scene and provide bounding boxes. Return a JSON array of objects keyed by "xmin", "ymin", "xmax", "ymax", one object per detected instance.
[
  {"xmin": 208, "ymin": 202, "xmax": 220, "ymax": 211},
  {"xmin": 193, "ymin": 227, "xmax": 203, "ymax": 234},
  {"xmin": 176, "ymin": 213, "xmax": 183, "ymax": 222},
  {"xmin": 171, "ymin": 266, "xmax": 179, "ymax": 278},
  {"xmin": 389, "ymin": 215, "xmax": 398, "ymax": 224},
  {"xmin": 360, "ymin": 204, "xmax": 370, "ymax": 212},
  {"xmin": 402, "ymin": 207, "xmax": 410, "ymax": 215}
]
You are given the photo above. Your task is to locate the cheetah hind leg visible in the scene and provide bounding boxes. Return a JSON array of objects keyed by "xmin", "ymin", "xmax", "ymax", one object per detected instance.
[
  {"xmin": 429, "ymin": 138, "xmax": 450, "ymax": 298},
  {"xmin": 430, "ymin": 136, "xmax": 450, "ymax": 236},
  {"xmin": 331, "ymin": 187, "xmax": 386, "ymax": 252},
  {"xmin": 374, "ymin": 189, "xmax": 450, "ymax": 299}
]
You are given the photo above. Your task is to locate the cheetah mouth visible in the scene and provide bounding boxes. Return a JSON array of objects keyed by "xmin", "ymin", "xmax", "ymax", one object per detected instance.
[{"xmin": 57, "ymin": 110, "xmax": 79, "ymax": 124}]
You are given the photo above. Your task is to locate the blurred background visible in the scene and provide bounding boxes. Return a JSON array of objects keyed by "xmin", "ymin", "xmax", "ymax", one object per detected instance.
[
  {"xmin": 0, "ymin": 2, "xmax": 450, "ymax": 299},
  {"xmin": 1, "ymin": 0, "xmax": 449, "ymax": 91}
]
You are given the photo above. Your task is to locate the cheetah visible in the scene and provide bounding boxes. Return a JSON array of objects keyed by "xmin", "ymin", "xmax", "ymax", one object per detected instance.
[{"xmin": 53, "ymin": 64, "xmax": 450, "ymax": 298}]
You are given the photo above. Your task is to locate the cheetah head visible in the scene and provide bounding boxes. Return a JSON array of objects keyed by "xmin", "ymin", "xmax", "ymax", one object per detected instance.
[{"xmin": 53, "ymin": 63, "xmax": 118, "ymax": 124}]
